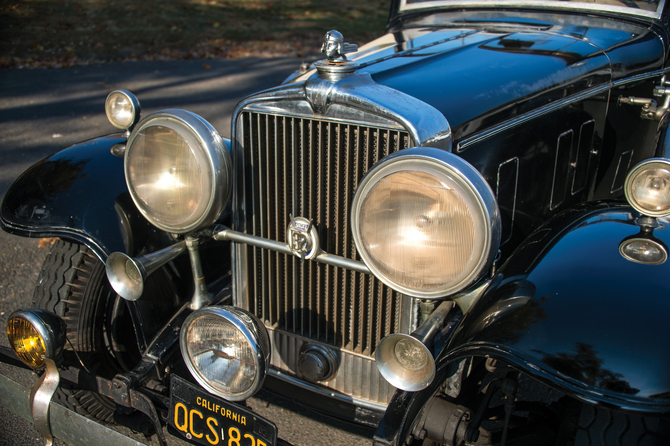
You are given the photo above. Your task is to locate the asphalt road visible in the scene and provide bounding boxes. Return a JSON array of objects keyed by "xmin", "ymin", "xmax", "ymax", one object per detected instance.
[{"xmin": 0, "ymin": 59, "xmax": 374, "ymax": 446}]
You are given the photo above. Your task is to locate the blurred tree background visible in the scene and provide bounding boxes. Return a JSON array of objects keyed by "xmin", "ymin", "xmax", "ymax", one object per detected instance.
[{"xmin": 0, "ymin": 0, "xmax": 389, "ymax": 68}]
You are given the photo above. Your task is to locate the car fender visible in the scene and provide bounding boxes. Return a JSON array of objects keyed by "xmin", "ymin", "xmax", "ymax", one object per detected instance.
[
  {"xmin": 375, "ymin": 201, "xmax": 670, "ymax": 445},
  {"xmin": 0, "ymin": 134, "xmax": 157, "ymax": 260},
  {"xmin": 445, "ymin": 201, "xmax": 670, "ymax": 411}
]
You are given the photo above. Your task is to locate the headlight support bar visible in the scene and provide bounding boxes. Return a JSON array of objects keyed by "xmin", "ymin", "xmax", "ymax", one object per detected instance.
[{"xmin": 211, "ymin": 225, "xmax": 371, "ymax": 275}]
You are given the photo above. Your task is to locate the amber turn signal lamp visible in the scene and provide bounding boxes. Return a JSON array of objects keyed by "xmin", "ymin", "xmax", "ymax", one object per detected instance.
[{"xmin": 6, "ymin": 309, "xmax": 66, "ymax": 369}]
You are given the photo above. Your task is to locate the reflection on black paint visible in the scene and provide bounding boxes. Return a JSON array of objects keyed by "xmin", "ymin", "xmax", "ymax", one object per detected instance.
[
  {"xmin": 482, "ymin": 296, "xmax": 548, "ymax": 345},
  {"xmin": 480, "ymin": 37, "xmax": 586, "ymax": 64},
  {"xmin": 4, "ymin": 157, "xmax": 90, "ymax": 223},
  {"xmin": 25, "ymin": 158, "xmax": 89, "ymax": 199},
  {"xmin": 535, "ymin": 342, "xmax": 640, "ymax": 395},
  {"xmin": 468, "ymin": 279, "xmax": 548, "ymax": 345}
]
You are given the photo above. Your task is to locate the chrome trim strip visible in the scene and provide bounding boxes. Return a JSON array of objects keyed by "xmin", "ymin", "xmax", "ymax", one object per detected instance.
[
  {"xmin": 611, "ymin": 68, "xmax": 670, "ymax": 88},
  {"xmin": 457, "ymin": 83, "xmax": 611, "ymax": 152},
  {"xmin": 459, "ymin": 68, "xmax": 670, "ymax": 152},
  {"xmin": 231, "ymin": 73, "xmax": 451, "ymax": 152},
  {"xmin": 241, "ymin": 103, "xmax": 405, "ymax": 130},
  {"xmin": 213, "ymin": 225, "xmax": 371, "ymax": 275}
]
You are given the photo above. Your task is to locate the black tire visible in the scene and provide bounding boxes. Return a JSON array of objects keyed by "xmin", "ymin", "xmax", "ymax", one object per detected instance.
[
  {"xmin": 571, "ymin": 404, "xmax": 670, "ymax": 446},
  {"xmin": 32, "ymin": 239, "xmax": 141, "ymax": 422}
]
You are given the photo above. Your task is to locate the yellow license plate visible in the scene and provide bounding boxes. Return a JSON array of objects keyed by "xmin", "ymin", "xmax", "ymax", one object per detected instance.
[{"xmin": 168, "ymin": 375, "xmax": 277, "ymax": 446}]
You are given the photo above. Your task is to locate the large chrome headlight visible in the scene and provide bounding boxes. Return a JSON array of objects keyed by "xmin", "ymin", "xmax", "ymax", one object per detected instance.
[
  {"xmin": 351, "ymin": 147, "xmax": 501, "ymax": 298},
  {"xmin": 125, "ymin": 109, "xmax": 232, "ymax": 233},
  {"xmin": 180, "ymin": 307, "xmax": 270, "ymax": 401},
  {"xmin": 624, "ymin": 158, "xmax": 670, "ymax": 218}
]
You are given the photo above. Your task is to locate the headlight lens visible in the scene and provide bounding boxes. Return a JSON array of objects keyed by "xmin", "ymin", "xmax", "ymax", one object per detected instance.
[
  {"xmin": 180, "ymin": 307, "xmax": 270, "ymax": 401},
  {"xmin": 105, "ymin": 90, "xmax": 140, "ymax": 130},
  {"xmin": 351, "ymin": 147, "xmax": 500, "ymax": 298},
  {"xmin": 6, "ymin": 309, "xmax": 66, "ymax": 369},
  {"xmin": 125, "ymin": 110, "xmax": 232, "ymax": 233},
  {"xmin": 625, "ymin": 158, "xmax": 670, "ymax": 217}
]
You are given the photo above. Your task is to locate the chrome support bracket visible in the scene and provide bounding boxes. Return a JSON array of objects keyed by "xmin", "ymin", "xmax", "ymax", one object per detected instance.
[
  {"xmin": 212, "ymin": 225, "xmax": 371, "ymax": 275},
  {"xmin": 618, "ymin": 75, "xmax": 670, "ymax": 121},
  {"xmin": 30, "ymin": 358, "xmax": 60, "ymax": 446},
  {"xmin": 186, "ymin": 235, "xmax": 212, "ymax": 310}
]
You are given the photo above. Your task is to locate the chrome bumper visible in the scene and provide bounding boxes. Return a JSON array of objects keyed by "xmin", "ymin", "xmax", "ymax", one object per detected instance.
[{"xmin": 0, "ymin": 370, "xmax": 146, "ymax": 446}]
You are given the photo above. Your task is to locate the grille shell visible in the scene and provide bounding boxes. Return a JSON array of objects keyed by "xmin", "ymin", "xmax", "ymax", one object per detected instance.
[{"xmin": 233, "ymin": 110, "xmax": 413, "ymax": 405}]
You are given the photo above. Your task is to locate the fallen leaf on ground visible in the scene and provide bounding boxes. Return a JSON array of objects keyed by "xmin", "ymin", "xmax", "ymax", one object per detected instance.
[{"xmin": 38, "ymin": 238, "xmax": 58, "ymax": 249}]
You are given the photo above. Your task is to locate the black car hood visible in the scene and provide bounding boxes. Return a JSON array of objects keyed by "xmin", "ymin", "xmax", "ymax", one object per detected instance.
[{"xmin": 294, "ymin": 11, "xmax": 665, "ymax": 142}]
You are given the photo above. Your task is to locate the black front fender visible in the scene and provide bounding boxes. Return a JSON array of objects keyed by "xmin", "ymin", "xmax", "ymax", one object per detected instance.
[
  {"xmin": 445, "ymin": 201, "xmax": 670, "ymax": 412},
  {"xmin": 375, "ymin": 201, "xmax": 670, "ymax": 445},
  {"xmin": 1, "ymin": 134, "xmax": 156, "ymax": 260}
]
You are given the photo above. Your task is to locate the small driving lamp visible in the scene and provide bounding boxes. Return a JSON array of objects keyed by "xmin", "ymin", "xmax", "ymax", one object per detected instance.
[
  {"xmin": 625, "ymin": 158, "xmax": 670, "ymax": 218},
  {"xmin": 6, "ymin": 309, "xmax": 66, "ymax": 369},
  {"xmin": 105, "ymin": 90, "xmax": 141, "ymax": 130}
]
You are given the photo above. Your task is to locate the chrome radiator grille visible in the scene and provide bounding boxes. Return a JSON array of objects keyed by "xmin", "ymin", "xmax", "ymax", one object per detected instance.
[{"xmin": 237, "ymin": 111, "xmax": 411, "ymax": 394}]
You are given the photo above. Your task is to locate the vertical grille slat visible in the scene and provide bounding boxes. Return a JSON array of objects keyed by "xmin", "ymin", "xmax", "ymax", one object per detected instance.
[
  {"xmin": 306, "ymin": 120, "xmax": 317, "ymax": 341},
  {"xmin": 239, "ymin": 111, "xmax": 410, "ymax": 403},
  {"xmin": 249, "ymin": 113, "xmax": 261, "ymax": 318},
  {"xmin": 258, "ymin": 115, "xmax": 268, "ymax": 323},
  {"xmin": 285, "ymin": 117, "xmax": 294, "ymax": 333},
  {"xmin": 271, "ymin": 116, "xmax": 280, "ymax": 324}
]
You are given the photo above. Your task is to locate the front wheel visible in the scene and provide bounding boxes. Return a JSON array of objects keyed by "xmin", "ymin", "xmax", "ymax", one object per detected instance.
[{"xmin": 32, "ymin": 239, "xmax": 142, "ymax": 422}]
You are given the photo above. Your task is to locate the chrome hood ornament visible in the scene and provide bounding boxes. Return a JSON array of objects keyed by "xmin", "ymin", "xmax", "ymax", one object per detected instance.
[
  {"xmin": 321, "ymin": 30, "xmax": 358, "ymax": 63},
  {"xmin": 316, "ymin": 30, "xmax": 359, "ymax": 78}
]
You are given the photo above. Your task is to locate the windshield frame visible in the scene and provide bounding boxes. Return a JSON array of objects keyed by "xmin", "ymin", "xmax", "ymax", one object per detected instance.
[{"xmin": 399, "ymin": 0, "xmax": 666, "ymax": 19}]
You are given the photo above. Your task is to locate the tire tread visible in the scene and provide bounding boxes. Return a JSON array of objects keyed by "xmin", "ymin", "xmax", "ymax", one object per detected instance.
[
  {"xmin": 573, "ymin": 404, "xmax": 670, "ymax": 446},
  {"xmin": 32, "ymin": 239, "xmax": 117, "ymax": 422}
]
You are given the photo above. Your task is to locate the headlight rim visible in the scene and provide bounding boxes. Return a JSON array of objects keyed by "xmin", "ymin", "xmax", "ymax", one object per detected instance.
[
  {"xmin": 351, "ymin": 147, "xmax": 501, "ymax": 299},
  {"xmin": 624, "ymin": 158, "xmax": 670, "ymax": 218},
  {"xmin": 124, "ymin": 109, "xmax": 232, "ymax": 234},
  {"xmin": 179, "ymin": 306, "xmax": 270, "ymax": 402}
]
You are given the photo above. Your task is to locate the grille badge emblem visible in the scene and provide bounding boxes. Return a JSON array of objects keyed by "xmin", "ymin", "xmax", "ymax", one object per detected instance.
[{"xmin": 287, "ymin": 215, "xmax": 320, "ymax": 261}]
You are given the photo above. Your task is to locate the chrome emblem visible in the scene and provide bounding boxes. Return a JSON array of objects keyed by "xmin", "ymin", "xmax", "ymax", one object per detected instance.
[{"xmin": 287, "ymin": 215, "xmax": 320, "ymax": 261}]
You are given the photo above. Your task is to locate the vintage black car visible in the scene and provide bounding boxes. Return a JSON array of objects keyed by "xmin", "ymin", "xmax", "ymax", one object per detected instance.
[{"xmin": 2, "ymin": 0, "xmax": 670, "ymax": 444}]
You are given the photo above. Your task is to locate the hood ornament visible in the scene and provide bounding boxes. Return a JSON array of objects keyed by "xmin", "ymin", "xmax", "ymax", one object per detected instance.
[
  {"xmin": 321, "ymin": 30, "xmax": 358, "ymax": 63},
  {"xmin": 315, "ymin": 30, "xmax": 359, "ymax": 78}
]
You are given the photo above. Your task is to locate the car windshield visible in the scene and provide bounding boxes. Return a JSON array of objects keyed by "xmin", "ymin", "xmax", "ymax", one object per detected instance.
[{"xmin": 400, "ymin": 0, "xmax": 665, "ymax": 18}]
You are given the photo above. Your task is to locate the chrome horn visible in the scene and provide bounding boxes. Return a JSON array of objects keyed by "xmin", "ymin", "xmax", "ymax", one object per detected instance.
[
  {"xmin": 376, "ymin": 301, "xmax": 454, "ymax": 392},
  {"xmin": 106, "ymin": 240, "xmax": 187, "ymax": 301}
]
